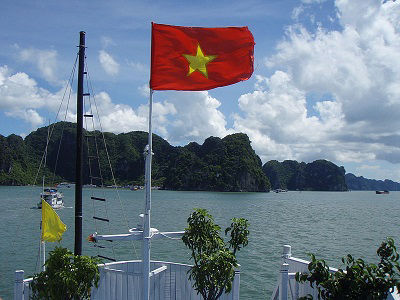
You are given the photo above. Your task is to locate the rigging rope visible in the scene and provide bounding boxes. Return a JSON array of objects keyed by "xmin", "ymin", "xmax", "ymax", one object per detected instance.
[
  {"xmin": 11, "ymin": 52, "xmax": 79, "ymax": 274},
  {"xmin": 32, "ymin": 54, "xmax": 79, "ymax": 187},
  {"xmin": 84, "ymin": 61, "xmax": 138, "ymax": 260},
  {"xmin": 50, "ymin": 57, "xmax": 77, "ymax": 186}
]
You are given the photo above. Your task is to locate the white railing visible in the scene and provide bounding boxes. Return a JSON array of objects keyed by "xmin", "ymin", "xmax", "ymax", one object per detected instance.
[
  {"xmin": 14, "ymin": 260, "xmax": 240, "ymax": 300},
  {"xmin": 271, "ymin": 245, "xmax": 400, "ymax": 300}
]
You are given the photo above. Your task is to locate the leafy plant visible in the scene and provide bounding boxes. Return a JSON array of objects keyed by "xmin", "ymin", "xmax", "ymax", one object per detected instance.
[
  {"xmin": 182, "ymin": 208, "xmax": 249, "ymax": 300},
  {"xmin": 295, "ymin": 237, "xmax": 400, "ymax": 300},
  {"xmin": 30, "ymin": 246, "xmax": 102, "ymax": 300}
]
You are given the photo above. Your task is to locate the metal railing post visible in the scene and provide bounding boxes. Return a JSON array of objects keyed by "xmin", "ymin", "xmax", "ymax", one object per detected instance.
[
  {"xmin": 232, "ymin": 268, "xmax": 240, "ymax": 300},
  {"xmin": 14, "ymin": 270, "xmax": 24, "ymax": 300},
  {"xmin": 282, "ymin": 245, "xmax": 291, "ymax": 260},
  {"xmin": 279, "ymin": 263, "xmax": 289, "ymax": 300}
]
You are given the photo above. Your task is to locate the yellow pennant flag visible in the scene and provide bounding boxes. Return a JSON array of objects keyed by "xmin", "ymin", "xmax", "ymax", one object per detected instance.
[{"xmin": 41, "ymin": 200, "xmax": 67, "ymax": 242}]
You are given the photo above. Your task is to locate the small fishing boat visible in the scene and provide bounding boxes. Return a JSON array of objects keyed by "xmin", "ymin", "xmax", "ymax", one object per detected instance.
[
  {"xmin": 376, "ymin": 190, "xmax": 389, "ymax": 194},
  {"xmin": 37, "ymin": 188, "xmax": 64, "ymax": 209}
]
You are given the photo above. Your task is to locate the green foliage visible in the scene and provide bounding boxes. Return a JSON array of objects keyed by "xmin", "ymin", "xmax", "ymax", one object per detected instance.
[
  {"xmin": 345, "ymin": 173, "xmax": 400, "ymax": 191},
  {"xmin": 1, "ymin": 122, "xmax": 269, "ymax": 192},
  {"xmin": 225, "ymin": 218, "xmax": 249, "ymax": 255},
  {"xmin": 182, "ymin": 209, "xmax": 249, "ymax": 300},
  {"xmin": 295, "ymin": 237, "xmax": 400, "ymax": 300},
  {"xmin": 30, "ymin": 246, "xmax": 101, "ymax": 300},
  {"xmin": 263, "ymin": 159, "xmax": 347, "ymax": 191},
  {"xmin": 165, "ymin": 133, "xmax": 270, "ymax": 191}
]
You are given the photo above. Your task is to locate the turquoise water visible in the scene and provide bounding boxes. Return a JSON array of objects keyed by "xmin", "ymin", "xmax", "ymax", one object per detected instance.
[{"xmin": 1, "ymin": 187, "xmax": 399, "ymax": 299}]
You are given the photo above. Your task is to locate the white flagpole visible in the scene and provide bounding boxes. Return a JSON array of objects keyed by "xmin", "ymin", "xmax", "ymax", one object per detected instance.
[
  {"xmin": 42, "ymin": 241, "xmax": 46, "ymax": 271},
  {"xmin": 142, "ymin": 88, "xmax": 153, "ymax": 300}
]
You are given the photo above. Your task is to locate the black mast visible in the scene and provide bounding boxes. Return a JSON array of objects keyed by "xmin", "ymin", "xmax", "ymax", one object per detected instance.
[{"xmin": 74, "ymin": 31, "xmax": 85, "ymax": 256}]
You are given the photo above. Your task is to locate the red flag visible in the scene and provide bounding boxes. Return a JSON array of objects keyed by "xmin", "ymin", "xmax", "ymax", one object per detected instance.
[{"xmin": 150, "ymin": 23, "xmax": 255, "ymax": 91}]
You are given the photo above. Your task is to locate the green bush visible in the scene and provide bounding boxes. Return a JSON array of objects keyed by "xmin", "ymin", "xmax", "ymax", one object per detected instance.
[
  {"xmin": 295, "ymin": 238, "xmax": 400, "ymax": 300},
  {"xmin": 182, "ymin": 208, "xmax": 249, "ymax": 300},
  {"xmin": 30, "ymin": 246, "xmax": 102, "ymax": 300}
]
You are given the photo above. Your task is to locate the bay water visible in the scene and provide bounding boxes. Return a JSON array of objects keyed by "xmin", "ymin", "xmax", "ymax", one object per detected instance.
[{"xmin": 1, "ymin": 186, "xmax": 399, "ymax": 299}]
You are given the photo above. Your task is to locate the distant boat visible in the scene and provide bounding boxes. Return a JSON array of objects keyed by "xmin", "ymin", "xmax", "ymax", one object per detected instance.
[
  {"xmin": 275, "ymin": 188, "xmax": 288, "ymax": 193},
  {"xmin": 36, "ymin": 122, "xmax": 65, "ymax": 209},
  {"xmin": 56, "ymin": 182, "xmax": 75, "ymax": 188},
  {"xmin": 37, "ymin": 188, "xmax": 64, "ymax": 209},
  {"xmin": 376, "ymin": 190, "xmax": 389, "ymax": 194}
]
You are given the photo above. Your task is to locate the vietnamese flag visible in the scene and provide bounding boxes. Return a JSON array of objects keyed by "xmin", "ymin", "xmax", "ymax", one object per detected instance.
[{"xmin": 150, "ymin": 23, "xmax": 255, "ymax": 91}]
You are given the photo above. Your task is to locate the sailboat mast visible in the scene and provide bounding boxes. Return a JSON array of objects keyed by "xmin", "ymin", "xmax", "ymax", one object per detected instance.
[
  {"xmin": 74, "ymin": 31, "xmax": 85, "ymax": 256},
  {"xmin": 142, "ymin": 89, "xmax": 153, "ymax": 300}
]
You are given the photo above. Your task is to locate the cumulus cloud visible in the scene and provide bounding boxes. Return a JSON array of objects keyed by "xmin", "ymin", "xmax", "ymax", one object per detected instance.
[
  {"xmin": 0, "ymin": 65, "xmax": 69, "ymax": 130},
  {"xmin": 91, "ymin": 92, "xmax": 147, "ymax": 133},
  {"xmin": 99, "ymin": 50, "xmax": 120, "ymax": 76},
  {"xmin": 87, "ymin": 90, "xmax": 231, "ymax": 145},
  {"xmin": 158, "ymin": 91, "xmax": 232, "ymax": 145},
  {"xmin": 0, "ymin": 65, "xmax": 145, "ymax": 135},
  {"xmin": 233, "ymin": 71, "xmax": 345, "ymax": 162},
  {"xmin": 5, "ymin": 109, "xmax": 44, "ymax": 128},
  {"xmin": 0, "ymin": 62, "xmax": 231, "ymax": 147},
  {"xmin": 235, "ymin": 0, "xmax": 400, "ymax": 170},
  {"xmin": 19, "ymin": 47, "xmax": 59, "ymax": 84}
]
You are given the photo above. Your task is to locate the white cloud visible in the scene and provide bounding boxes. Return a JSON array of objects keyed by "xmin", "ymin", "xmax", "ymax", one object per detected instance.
[
  {"xmin": 292, "ymin": 5, "xmax": 304, "ymax": 21},
  {"xmin": 246, "ymin": 0, "xmax": 400, "ymax": 167},
  {"xmin": 158, "ymin": 91, "xmax": 232, "ymax": 145},
  {"xmin": 0, "ymin": 64, "xmax": 230, "ymax": 146},
  {"xmin": 138, "ymin": 84, "xmax": 150, "ymax": 97},
  {"xmin": 0, "ymin": 66, "xmax": 48, "ymax": 111},
  {"xmin": 5, "ymin": 109, "xmax": 43, "ymax": 128},
  {"xmin": 75, "ymin": 91, "xmax": 176, "ymax": 137},
  {"xmin": 19, "ymin": 48, "xmax": 59, "ymax": 84},
  {"xmin": 0, "ymin": 65, "xmax": 70, "ymax": 130},
  {"xmin": 98, "ymin": 50, "xmax": 120, "ymax": 76},
  {"xmin": 86, "ymin": 90, "xmax": 230, "ymax": 145},
  {"xmin": 233, "ymin": 71, "xmax": 345, "ymax": 162}
]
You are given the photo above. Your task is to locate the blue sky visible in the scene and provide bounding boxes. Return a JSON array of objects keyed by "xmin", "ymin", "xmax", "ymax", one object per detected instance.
[{"xmin": 1, "ymin": 0, "xmax": 400, "ymax": 182}]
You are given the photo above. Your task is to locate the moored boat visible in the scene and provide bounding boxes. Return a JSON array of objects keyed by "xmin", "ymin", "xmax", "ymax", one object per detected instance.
[
  {"xmin": 376, "ymin": 190, "xmax": 389, "ymax": 194},
  {"xmin": 37, "ymin": 188, "xmax": 64, "ymax": 209}
]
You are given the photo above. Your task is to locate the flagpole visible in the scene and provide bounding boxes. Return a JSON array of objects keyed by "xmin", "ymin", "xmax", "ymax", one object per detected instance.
[
  {"xmin": 142, "ymin": 88, "xmax": 153, "ymax": 300},
  {"xmin": 42, "ymin": 241, "xmax": 45, "ymax": 271}
]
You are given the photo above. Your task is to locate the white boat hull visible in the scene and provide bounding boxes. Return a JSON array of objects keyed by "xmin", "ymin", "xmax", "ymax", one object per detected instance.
[{"xmin": 37, "ymin": 188, "xmax": 64, "ymax": 209}]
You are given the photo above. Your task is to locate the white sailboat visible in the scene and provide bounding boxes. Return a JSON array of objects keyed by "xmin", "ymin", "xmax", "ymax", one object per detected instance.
[
  {"xmin": 37, "ymin": 188, "xmax": 64, "ymax": 209},
  {"xmin": 36, "ymin": 123, "xmax": 64, "ymax": 210}
]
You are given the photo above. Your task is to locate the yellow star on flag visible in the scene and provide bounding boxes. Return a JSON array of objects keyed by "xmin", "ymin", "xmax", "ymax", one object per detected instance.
[{"xmin": 183, "ymin": 44, "xmax": 217, "ymax": 78}]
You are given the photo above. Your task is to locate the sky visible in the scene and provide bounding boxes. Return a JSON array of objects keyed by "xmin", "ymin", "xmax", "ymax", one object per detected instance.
[{"xmin": 1, "ymin": 0, "xmax": 400, "ymax": 181}]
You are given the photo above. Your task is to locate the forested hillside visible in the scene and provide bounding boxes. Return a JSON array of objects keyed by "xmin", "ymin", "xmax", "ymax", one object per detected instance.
[
  {"xmin": 8, "ymin": 122, "xmax": 393, "ymax": 192},
  {"xmin": 262, "ymin": 159, "xmax": 348, "ymax": 191},
  {"xmin": 345, "ymin": 173, "xmax": 400, "ymax": 191},
  {"xmin": 0, "ymin": 122, "xmax": 269, "ymax": 192}
]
